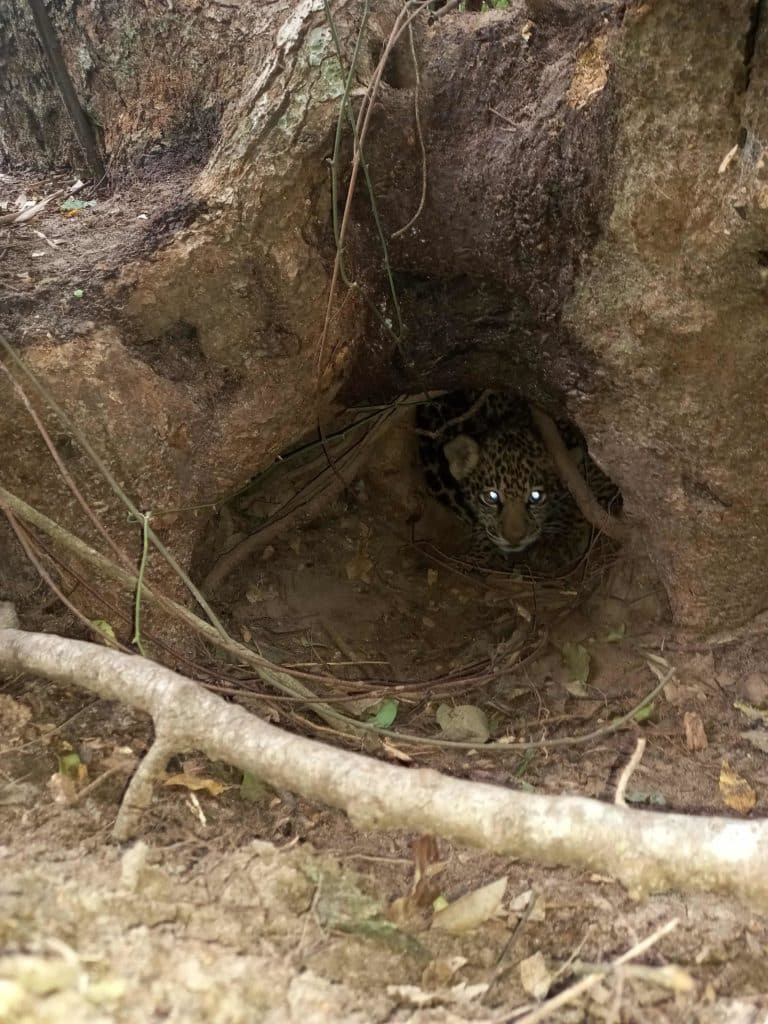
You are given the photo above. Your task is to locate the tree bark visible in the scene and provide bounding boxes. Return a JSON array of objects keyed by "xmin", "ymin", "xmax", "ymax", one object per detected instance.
[{"xmin": 1, "ymin": 0, "xmax": 767, "ymax": 631}]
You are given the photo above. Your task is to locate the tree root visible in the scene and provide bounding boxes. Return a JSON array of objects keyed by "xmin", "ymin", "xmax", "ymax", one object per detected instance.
[
  {"xmin": 531, "ymin": 407, "xmax": 629, "ymax": 544},
  {"xmin": 3, "ymin": 625, "xmax": 768, "ymax": 909},
  {"xmin": 202, "ymin": 407, "xmax": 397, "ymax": 593}
]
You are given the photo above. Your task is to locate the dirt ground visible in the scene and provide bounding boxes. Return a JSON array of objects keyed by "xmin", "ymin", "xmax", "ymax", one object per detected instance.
[{"xmin": 4, "ymin": 173, "xmax": 768, "ymax": 1023}]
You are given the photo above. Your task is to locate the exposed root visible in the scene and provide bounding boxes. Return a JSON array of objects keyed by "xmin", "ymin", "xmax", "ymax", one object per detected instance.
[
  {"xmin": 202, "ymin": 407, "xmax": 399, "ymax": 593},
  {"xmin": 2, "ymin": 627, "xmax": 768, "ymax": 912},
  {"xmin": 531, "ymin": 407, "xmax": 629, "ymax": 544}
]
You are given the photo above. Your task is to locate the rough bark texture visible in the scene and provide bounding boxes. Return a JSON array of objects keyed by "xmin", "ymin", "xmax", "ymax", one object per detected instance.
[
  {"xmin": 567, "ymin": 1, "xmax": 768, "ymax": 629},
  {"xmin": 1, "ymin": 0, "xmax": 384, "ymax": 588},
  {"xmin": 1, "ymin": 0, "xmax": 767, "ymax": 630},
  {"xmin": 0, "ymin": 0, "xmax": 260, "ymax": 171}
]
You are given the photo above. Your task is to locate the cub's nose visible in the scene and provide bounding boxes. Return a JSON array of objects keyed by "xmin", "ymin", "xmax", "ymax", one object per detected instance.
[{"xmin": 500, "ymin": 500, "xmax": 534, "ymax": 546}]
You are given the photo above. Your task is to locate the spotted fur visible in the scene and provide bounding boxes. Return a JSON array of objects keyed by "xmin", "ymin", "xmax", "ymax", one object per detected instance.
[{"xmin": 417, "ymin": 391, "xmax": 620, "ymax": 573}]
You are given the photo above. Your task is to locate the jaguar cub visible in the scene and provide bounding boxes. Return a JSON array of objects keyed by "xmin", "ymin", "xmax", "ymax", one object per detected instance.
[{"xmin": 417, "ymin": 391, "xmax": 620, "ymax": 573}]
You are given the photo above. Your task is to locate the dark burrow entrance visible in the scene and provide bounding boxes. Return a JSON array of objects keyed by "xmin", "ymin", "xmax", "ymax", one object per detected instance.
[{"xmin": 190, "ymin": 390, "xmax": 677, "ymax": 765}]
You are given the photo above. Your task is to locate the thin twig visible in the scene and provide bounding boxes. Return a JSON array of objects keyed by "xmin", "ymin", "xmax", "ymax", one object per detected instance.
[
  {"xmin": 132, "ymin": 511, "xmax": 151, "ymax": 655},
  {"xmin": 489, "ymin": 105, "xmax": 516, "ymax": 129},
  {"xmin": 0, "ymin": 363, "xmax": 133, "ymax": 569},
  {"xmin": 0, "ymin": 335, "xmax": 229, "ymax": 639},
  {"xmin": 3, "ymin": 509, "xmax": 131, "ymax": 652},
  {"xmin": 317, "ymin": 2, "xmax": 425, "ymax": 376},
  {"xmin": 0, "ymin": 483, "xmax": 673, "ymax": 752},
  {"xmin": 72, "ymin": 765, "xmax": 131, "ymax": 805},
  {"xmin": 0, "ymin": 484, "xmax": 359, "ymax": 735},
  {"xmin": 614, "ymin": 737, "xmax": 647, "ymax": 806},
  {"xmin": 414, "ymin": 389, "xmax": 491, "ymax": 439},
  {"xmin": 202, "ymin": 408, "xmax": 396, "ymax": 591},
  {"xmin": 391, "ymin": 20, "xmax": 428, "ymax": 239},
  {"xmin": 508, "ymin": 918, "xmax": 679, "ymax": 1024}
]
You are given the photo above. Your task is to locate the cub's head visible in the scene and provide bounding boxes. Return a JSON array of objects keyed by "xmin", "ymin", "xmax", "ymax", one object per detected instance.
[{"xmin": 443, "ymin": 428, "xmax": 582, "ymax": 554}]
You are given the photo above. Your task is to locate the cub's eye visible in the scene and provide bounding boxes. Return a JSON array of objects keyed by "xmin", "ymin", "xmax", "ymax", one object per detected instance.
[
  {"xmin": 528, "ymin": 489, "xmax": 546, "ymax": 505},
  {"xmin": 480, "ymin": 489, "xmax": 501, "ymax": 507}
]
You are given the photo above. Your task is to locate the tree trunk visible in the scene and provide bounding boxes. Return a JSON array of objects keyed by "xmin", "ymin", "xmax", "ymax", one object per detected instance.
[{"xmin": 1, "ymin": 0, "xmax": 766, "ymax": 631}]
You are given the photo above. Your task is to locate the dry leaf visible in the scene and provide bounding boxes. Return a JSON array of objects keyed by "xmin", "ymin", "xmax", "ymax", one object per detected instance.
[
  {"xmin": 381, "ymin": 737, "xmax": 412, "ymax": 763},
  {"xmin": 741, "ymin": 730, "xmax": 768, "ymax": 755},
  {"xmin": 164, "ymin": 773, "xmax": 228, "ymax": 796},
  {"xmin": 718, "ymin": 143, "xmax": 739, "ymax": 174},
  {"xmin": 0, "ymin": 693, "xmax": 32, "ymax": 733},
  {"xmin": 519, "ymin": 951, "xmax": 552, "ymax": 1000},
  {"xmin": 435, "ymin": 704, "xmax": 490, "ymax": 743},
  {"xmin": 421, "ymin": 956, "xmax": 468, "ymax": 989},
  {"xmin": 509, "ymin": 888, "xmax": 546, "ymax": 922},
  {"xmin": 567, "ymin": 35, "xmax": 608, "ymax": 110},
  {"xmin": 561, "ymin": 642, "xmax": 590, "ymax": 687},
  {"xmin": 431, "ymin": 876, "xmax": 507, "ymax": 934},
  {"xmin": 719, "ymin": 761, "xmax": 756, "ymax": 814},
  {"xmin": 48, "ymin": 773, "xmax": 78, "ymax": 806},
  {"xmin": 683, "ymin": 711, "xmax": 708, "ymax": 751},
  {"xmin": 345, "ymin": 551, "xmax": 373, "ymax": 583},
  {"xmin": 412, "ymin": 835, "xmax": 441, "ymax": 889}
]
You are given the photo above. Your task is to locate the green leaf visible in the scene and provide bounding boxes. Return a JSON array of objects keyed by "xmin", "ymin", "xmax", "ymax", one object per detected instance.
[
  {"xmin": 561, "ymin": 642, "xmax": 591, "ymax": 686},
  {"xmin": 633, "ymin": 701, "xmax": 655, "ymax": 723},
  {"xmin": 91, "ymin": 618, "xmax": 118, "ymax": 647},
  {"xmin": 368, "ymin": 699, "xmax": 398, "ymax": 729},
  {"xmin": 625, "ymin": 789, "xmax": 667, "ymax": 807},
  {"xmin": 59, "ymin": 751, "xmax": 82, "ymax": 778},
  {"xmin": 240, "ymin": 771, "xmax": 269, "ymax": 802},
  {"xmin": 60, "ymin": 197, "xmax": 96, "ymax": 211},
  {"xmin": 603, "ymin": 624, "xmax": 626, "ymax": 642},
  {"xmin": 72, "ymin": 289, "xmax": 84, "ymax": 298}
]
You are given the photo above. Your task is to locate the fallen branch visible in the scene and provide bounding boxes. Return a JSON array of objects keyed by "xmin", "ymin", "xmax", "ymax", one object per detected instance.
[
  {"xmin": 0, "ymin": 181, "xmax": 85, "ymax": 226},
  {"xmin": 202, "ymin": 408, "xmax": 396, "ymax": 592},
  {"xmin": 0, "ymin": 485, "xmax": 363, "ymax": 735},
  {"xmin": 3, "ymin": 627, "xmax": 768, "ymax": 909},
  {"xmin": 0, "ymin": 188, "xmax": 65, "ymax": 226},
  {"xmin": 511, "ymin": 918, "xmax": 680, "ymax": 1024},
  {"xmin": 531, "ymin": 407, "xmax": 629, "ymax": 544}
]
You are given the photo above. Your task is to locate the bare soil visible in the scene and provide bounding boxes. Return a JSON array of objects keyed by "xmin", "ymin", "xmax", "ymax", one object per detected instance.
[
  {"xmin": 0, "ymin": 167, "xmax": 196, "ymax": 343},
  {"xmin": 4, "ymin": 171, "xmax": 768, "ymax": 1024}
]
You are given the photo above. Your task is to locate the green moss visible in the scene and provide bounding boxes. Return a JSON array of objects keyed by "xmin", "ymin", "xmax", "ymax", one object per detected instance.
[{"xmin": 306, "ymin": 25, "xmax": 345, "ymax": 101}]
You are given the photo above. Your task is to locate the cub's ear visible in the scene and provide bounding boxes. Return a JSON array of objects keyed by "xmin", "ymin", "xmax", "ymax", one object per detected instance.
[{"xmin": 443, "ymin": 434, "xmax": 480, "ymax": 480}]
